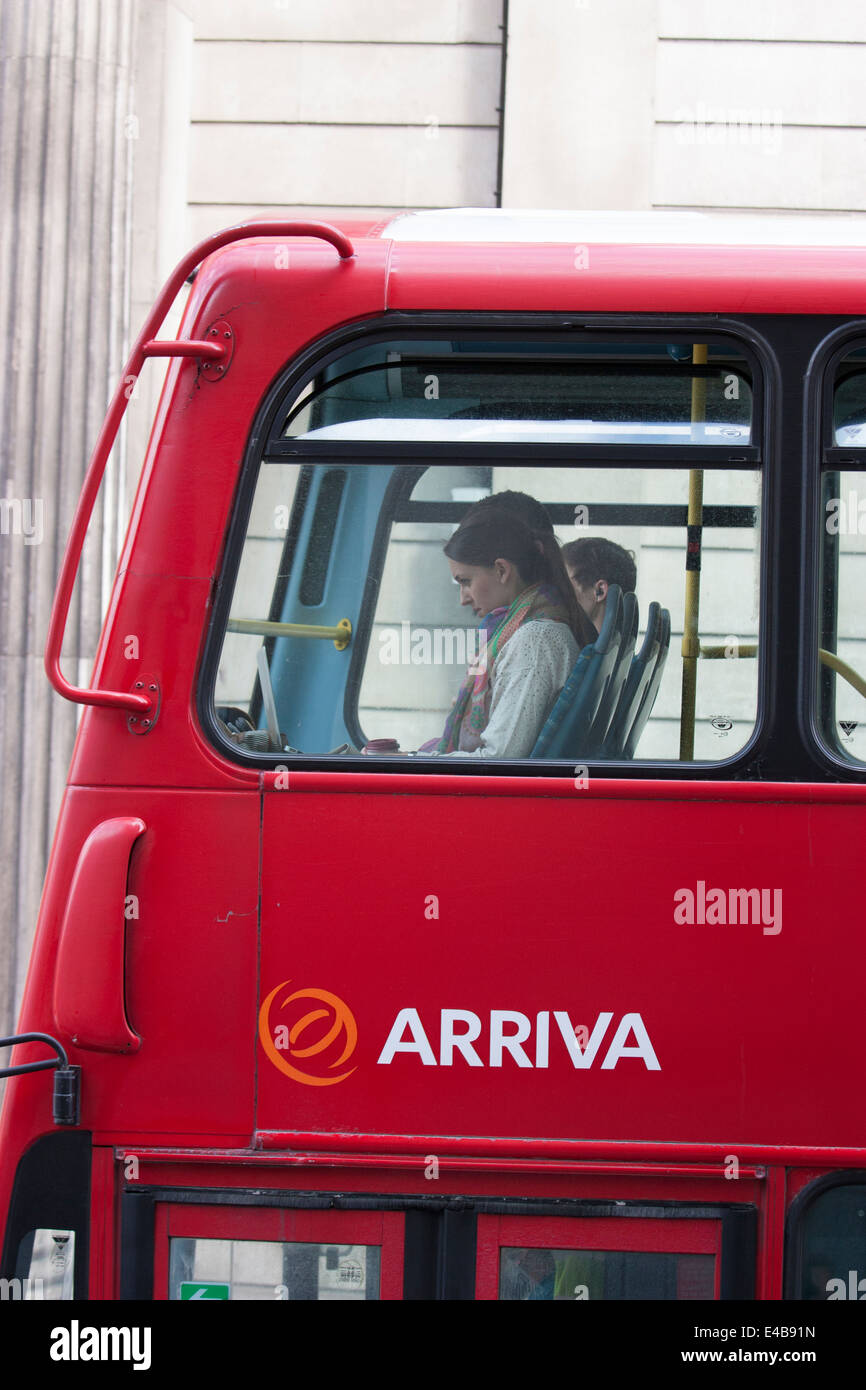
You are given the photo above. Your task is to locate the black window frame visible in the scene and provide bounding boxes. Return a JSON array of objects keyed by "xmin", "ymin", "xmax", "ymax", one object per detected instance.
[
  {"xmin": 783, "ymin": 1170, "xmax": 866, "ymax": 1301},
  {"xmin": 808, "ymin": 325, "xmax": 866, "ymax": 772},
  {"xmin": 120, "ymin": 1185, "xmax": 756, "ymax": 1302}
]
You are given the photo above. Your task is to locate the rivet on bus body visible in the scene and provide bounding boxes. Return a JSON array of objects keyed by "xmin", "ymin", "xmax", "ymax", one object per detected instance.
[
  {"xmin": 134, "ymin": 681, "xmax": 143, "ymax": 689},
  {"xmin": 148, "ymin": 684, "xmax": 157, "ymax": 692}
]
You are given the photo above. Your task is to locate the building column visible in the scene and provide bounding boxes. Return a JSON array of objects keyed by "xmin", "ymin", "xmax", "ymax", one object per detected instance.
[{"xmin": 0, "ymin": 0, "xmax": 191, "ymax": 1035}]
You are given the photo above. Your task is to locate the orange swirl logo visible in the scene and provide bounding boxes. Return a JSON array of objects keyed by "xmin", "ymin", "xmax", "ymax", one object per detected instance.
[{"xmin": 259, "ymin": 980, "xmax": 358, "ymax": 1086}]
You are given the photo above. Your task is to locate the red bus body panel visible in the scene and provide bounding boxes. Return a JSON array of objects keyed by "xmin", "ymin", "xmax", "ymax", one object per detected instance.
[
  {"xmin": 386, "ymin": 241, "xmax": 866, "ymax": 314},
  {"xmin": 3, "ymin": 229, "xmax": 865, "ymax": 1300},
  {"xmin": 256, "ymin": 781, "xmax": 863, "ymax": 1151}
]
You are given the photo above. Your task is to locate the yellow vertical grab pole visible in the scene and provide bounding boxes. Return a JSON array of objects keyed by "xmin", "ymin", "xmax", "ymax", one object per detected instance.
[{"xmin": 680, "ymin": 344, "xmax": 707, "ymax": 761}]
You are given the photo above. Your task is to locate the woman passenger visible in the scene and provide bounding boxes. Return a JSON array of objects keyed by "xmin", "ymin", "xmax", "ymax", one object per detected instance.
[{"xmin": 423, "ymin": 508, "xmax": 594, "ymax": 758}]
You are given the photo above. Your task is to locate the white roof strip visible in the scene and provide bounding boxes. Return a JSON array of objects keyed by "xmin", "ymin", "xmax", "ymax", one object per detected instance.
[{"xmin": 381, "ymin": 208, "xmax": 866, "ymax": 247}]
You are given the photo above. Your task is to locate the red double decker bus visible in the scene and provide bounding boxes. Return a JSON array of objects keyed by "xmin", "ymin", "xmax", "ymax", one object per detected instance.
[{"xmin": 1, "ymin": 210, "xmax": 865, "ymax": 1310}]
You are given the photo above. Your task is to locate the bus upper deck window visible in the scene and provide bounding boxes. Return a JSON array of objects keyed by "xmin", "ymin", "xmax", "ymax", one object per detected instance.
[
  {"xmin": 818, "ymin": 346, "xmax": 866, "ymax": 767},
  {"xmin": 203, "ymin": 335, "xmax": 761, "ymax": 770},
  {"xmin": 279, "ymin": 340, "xmax": 753, "ymax": 445}
]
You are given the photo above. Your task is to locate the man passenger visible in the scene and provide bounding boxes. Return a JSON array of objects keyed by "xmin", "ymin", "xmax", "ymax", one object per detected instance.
[{"xmin": 562, "ymin": 537, "xmax": 637, "ymax": 636}]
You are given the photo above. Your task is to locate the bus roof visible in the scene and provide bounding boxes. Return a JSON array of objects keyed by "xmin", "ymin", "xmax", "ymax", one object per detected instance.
[
  {"xmin": 379, "ymin": 207, "xmax": 866, "ymax": 247},
  {"xmin": 196, "ymin": 210, "xmax": 866, "ymax": 322}
]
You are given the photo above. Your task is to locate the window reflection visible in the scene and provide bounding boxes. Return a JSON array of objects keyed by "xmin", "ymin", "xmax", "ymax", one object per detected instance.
[
  {"xmin": 799, "ymin": 1184, "xmax": 866, "ymax": 1299},
  {"xmin": 169, "ymin": 1238, "xmax": 380, "ymax": 1301},
  {"xmin": 499, "ymin": 1246, "xmax": 714, "ymax": 1300}
]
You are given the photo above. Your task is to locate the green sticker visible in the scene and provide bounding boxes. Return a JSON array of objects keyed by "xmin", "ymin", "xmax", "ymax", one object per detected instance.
[{"xmin": 180, "ymin": 1281, "xmax": 230, "ymax": 1300}]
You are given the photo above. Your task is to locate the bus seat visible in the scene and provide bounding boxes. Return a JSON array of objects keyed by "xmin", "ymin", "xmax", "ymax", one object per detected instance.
[
  {"xmin": 583, "ymin": 589, "xmax": 639, "ymax": 757},
  {"xmin": 602, "ymin": 602, "xmax": 662, "ymax": 758},
  {"xmin": 619, "ymin": 605, "xmax": 671, "ymax": 759},
  {"xmin": 531, "ymin": 585, "xmax": 625, "ymax": 759}
]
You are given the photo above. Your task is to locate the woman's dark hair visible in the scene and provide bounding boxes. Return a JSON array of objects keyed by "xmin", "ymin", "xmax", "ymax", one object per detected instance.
[
  {"xmin": 462, "ymin": 489, "xmax": 555, "ymax": 535},
  {"xmin": 444, "ymin": 507, "xmax": 595, "ymax": 646}
]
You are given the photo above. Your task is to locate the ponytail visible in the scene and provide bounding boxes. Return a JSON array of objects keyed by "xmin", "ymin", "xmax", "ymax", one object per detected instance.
[{"xmin": 535, "ymin": 529, "xmax": 597, "ymax": 647}]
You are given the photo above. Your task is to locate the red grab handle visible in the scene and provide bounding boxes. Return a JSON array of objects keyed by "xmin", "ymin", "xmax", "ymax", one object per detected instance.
[
  {"xmin": 45, "ymin": 221, "xmax": 355, "ymax": 715},
  {"xmin": 53, "ymin": 816, "xmax": 147, "ymax": 1053}
]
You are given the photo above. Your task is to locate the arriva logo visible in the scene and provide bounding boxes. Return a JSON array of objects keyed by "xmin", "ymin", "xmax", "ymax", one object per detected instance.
[
  {"xmin": 258, "ymin": 980, "xmax": 358, "ymax": 1086},
  {"xmin": 376, "ymin": 1009, "xmax": 660, "ymax": 1071},
  {"xmin": 260, "ymin": 984, "xmax": 660, "ymax": 1083}
]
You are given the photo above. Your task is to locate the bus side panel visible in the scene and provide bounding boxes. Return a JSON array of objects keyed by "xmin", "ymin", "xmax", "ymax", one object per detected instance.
[{"xmin": 257, "ymin": 786, "xmax": 862, "ymax": 1150}]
